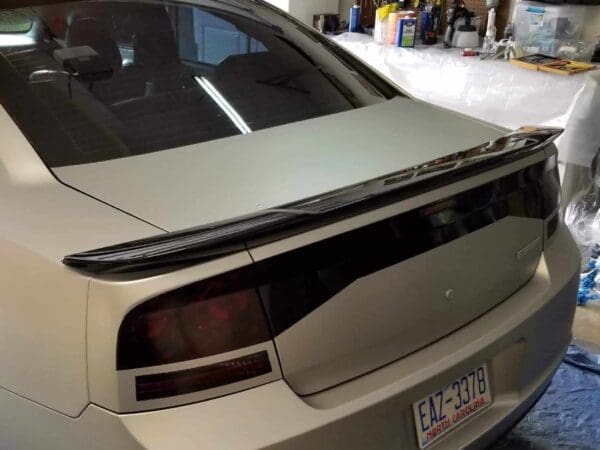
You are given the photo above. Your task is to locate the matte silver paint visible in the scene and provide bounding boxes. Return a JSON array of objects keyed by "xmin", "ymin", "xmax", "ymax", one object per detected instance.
[
  {"xmin": 54, "ymin": 97, "xmax": 506, "ymax": 232},
  {"xmin": 0, "ymin": 223, "xmax": 579, "ymax": 449},
  {"xmin": 269, "ymin": 216, "xmax": 544, "ymax": 395}
]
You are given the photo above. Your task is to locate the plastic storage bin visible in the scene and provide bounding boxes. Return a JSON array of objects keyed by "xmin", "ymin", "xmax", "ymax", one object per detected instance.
[{"xmin": 513, "ymin": 1, "xmax": 587, "ymax": 56}]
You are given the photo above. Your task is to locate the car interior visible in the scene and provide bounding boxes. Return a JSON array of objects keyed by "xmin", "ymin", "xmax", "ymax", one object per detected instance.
[{"xmin": 0, "ymin": 1, "xmax": 358, "ymax": 166}]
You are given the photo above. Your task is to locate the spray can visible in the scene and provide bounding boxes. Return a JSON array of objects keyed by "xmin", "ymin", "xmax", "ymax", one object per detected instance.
[
  {"xmin": 486, "ymin": 7, "xmax": 496, "ymax": 35},
  {"xmin": 349, "ymin": 1, "xmax": 361, "ymax": 33},
  {"xmin": 483, "ymin": 8, "xmax": 496, "ymax": 51},
  {"xmin": 420, "ymin": 10, "xmax": 430, "ymax": 42}
]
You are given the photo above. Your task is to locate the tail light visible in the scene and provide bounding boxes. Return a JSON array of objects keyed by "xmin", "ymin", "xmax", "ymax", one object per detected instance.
[
  {"xmin": 135, "ymin": 351, "xmax": 272, "ymax": 401},
  {"xmin": 117, "ymin": 268, "xmax": 274, "ymax": 401}
]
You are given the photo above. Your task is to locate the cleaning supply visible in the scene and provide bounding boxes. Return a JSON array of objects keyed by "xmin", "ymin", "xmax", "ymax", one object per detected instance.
[
  {"xmin": 444, "ymin": 0, "xmax": 469, "ymax": 48},
  {"xmin": 388, "ymin": 12, "xmax": 402, "ymax": 45},
  {"xmin": 444, "ymin": 4, "xmax": 455, "ymax": 47},
  {"xmin": 486, "ymin": 7, "xmax": 496, "ymax": 36},
  {"xmin": 397, "ymin": 17, "xmax": 417, "ymax": 47},
  {"xmin": 349, "ymin": 0, "xmax": 361, "ymax": 33},
  {"xmin": 374, "ymin": 3, "xmax": 400, "ymax": 43},
  {"xmin": 452, "ymin": 15, "xmax": 479, "ymax": 48},
  {"xmin": 483, "ymin": 8, "xmax": 496, "ymax": 52},
  {"xmin": 422, "ymin": 4, "xmax": 440, "ymax": 45},
  {"xmin": 420, "ymin": 10, "xmax": 430, "ymax": 43}
]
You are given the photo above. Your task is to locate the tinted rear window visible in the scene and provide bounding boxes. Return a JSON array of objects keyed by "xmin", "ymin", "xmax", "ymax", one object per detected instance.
[{"xmin": 0, "ymin": 1, "xmax": 397, "ymax": 167}]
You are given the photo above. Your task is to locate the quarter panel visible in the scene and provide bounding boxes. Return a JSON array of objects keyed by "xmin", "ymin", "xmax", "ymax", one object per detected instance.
[
  {"xmin": 0, "ymin": 106, "xmax": 163, "ymax": 416},
  {"xmin": 0, "ymin": 247, "xmax": 89, "ymax": 416}
]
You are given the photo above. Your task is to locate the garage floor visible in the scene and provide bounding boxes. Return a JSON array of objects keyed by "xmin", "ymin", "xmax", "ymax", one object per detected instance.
[
  {"xmin": 491, "ymin": 361, "xmax": 600, "ymax": 450},
  {"xmin": 573, "ymin": 303, "xmax": 600, "ymax": 347},
  {"xmin": 492, "ymin": 224, "xmax": 600, "ymax": 448},
  {"xmin": 489, "ymin": 301, "xmax": 600, "ymax": 449}
]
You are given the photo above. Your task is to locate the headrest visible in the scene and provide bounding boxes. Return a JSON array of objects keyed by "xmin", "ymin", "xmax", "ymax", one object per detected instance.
[
  {"xmin": 133, "ymin": 30, "xmax": 178, "ymax": 68},
  {"xmin": 130, "ymin": 5, "xmax": 178, "ymax": 68},
  {"xmin": 65, "ymin": 17, "xmax": 122, "ymax": 74}
]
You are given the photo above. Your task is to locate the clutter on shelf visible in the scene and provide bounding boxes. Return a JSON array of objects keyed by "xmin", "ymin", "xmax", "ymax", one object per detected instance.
[
  {"xmin": 318, "ymin": 0, "xmax": 599, "ymax": 68},
  {"xmin": 480, "ymin": 37, "xmax": 516, "ymax": 59},
  {"xmin": 513, "ymin": 1, "xmax": 588, "ymax": 58},
  {"xmin": 313, "ymin": 13, "xmax": 340, "ymax": 34},
  {"xmin": 511, "ymin": 53, "xmax": 596, "ymax": 74},
  {"xmin": 444, "ymin": 1, "xmax": 481, "ymax": 47}
]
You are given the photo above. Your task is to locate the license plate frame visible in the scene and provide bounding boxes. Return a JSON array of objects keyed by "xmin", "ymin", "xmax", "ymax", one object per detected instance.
[{"xmin": 412, "ymin": 364, "xmax": 492, "ymax": 449}]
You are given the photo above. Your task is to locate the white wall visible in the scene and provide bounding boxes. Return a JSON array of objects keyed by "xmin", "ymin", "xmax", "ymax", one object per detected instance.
[
  {"xmin": 339, "ymin": 0, "xmax": 356, "ymax": 24},
  {"xmin": 289, "ymin": 0, "xmax": 339, "ymax": 25},
  {"xmin": 264, "ymin": 0, "xmax": 339, "ymax": 25},
  {"xmin": 265, "ymin": 0, "xmax": 290, "ymax": 12}
]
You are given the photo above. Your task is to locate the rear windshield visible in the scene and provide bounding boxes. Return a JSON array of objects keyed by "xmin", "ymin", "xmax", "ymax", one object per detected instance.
[{"xmin": 0, "ymin": 1, "xmax": 397, "ymax": 167}]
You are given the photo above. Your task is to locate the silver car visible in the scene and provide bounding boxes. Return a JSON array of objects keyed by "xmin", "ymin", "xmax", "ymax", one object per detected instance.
[{"xmin": 0, "ymin": 1, "xmax": 579, "ymax": 449}]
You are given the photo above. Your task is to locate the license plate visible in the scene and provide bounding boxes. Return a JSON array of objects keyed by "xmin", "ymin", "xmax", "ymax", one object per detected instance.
[{"xmin": 412, "ymin": 364, "xmax": 492, "ymax": 448}]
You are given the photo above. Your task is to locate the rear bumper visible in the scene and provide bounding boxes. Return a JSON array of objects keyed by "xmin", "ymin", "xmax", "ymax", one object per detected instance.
[
  {"xmin": 0, "ymin": 224, "xmax": 579, "ymax": 450},
  {"xmin": 466, "ymin": 368, "xmax": 554, "ymax": 450}
]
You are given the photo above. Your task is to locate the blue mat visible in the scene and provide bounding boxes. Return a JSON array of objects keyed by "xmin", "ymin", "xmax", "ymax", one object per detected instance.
[{"xmin": 491, "ymin": 362, "xmax": 600, "ymax": 449}]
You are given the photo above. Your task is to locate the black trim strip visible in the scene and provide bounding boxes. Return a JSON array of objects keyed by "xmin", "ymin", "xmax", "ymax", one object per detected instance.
[
  {"xmin": 63, "ymin": 128, "xmax": 562, "ymax": 274},
  {"xmin": 135, "ymin": 351, "xmax": 272, "ymax": 401}
]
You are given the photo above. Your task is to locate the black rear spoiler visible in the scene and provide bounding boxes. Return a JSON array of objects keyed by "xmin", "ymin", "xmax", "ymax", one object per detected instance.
[{"xmin": 63, "ymin": 127, "xmax": 562, "ymax": 274}]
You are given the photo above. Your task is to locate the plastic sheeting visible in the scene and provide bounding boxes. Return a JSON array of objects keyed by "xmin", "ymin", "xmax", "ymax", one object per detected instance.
[
  {"xmin": 564, "ymin": 344, "xmax": 600, "ymax": 375},
  {"xmin": 562, "ymin": 73, "xmax": 600, "ymax": 247},
  {"xmin": 563, "ymin": 164, "xmax": 600, "ymax": 248},
  {"xmin": 559, "ymin": 72, "xmax": 600, "ymax": 168},
  {"xmin": 577, "ymin": 253, "xmax": 600, "ymax": 304},
  {"xmin": 332, "ymin": 33, "xmax": 599, "ymax": 165},
  {"xmin": 491, "ymin": 361, "xmax": 600, "ymax": 450}
]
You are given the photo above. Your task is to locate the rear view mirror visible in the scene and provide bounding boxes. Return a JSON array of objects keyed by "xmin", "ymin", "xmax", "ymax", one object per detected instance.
[{"xmin": 0, "ymin": 10, "xmax": 33, "ymax": 34}]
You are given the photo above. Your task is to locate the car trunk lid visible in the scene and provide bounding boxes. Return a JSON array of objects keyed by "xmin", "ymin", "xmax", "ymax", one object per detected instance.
[
  {"xmin": 248, "ymin": 158, "xmax": 547, "ymax": 395},
  {"xmin": 53, "ymin": 98, "xmax": 505, "ymax": 233}
]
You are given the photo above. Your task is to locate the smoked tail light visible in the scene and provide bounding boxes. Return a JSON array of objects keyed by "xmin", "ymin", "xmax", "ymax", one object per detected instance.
[
  {"xmin": 117, "ymin": 267, "xmax": 276, "ymax": 403},
  {"xmin": 135, "ymin": 351, "xmax": 272, "ymax": 401}
]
